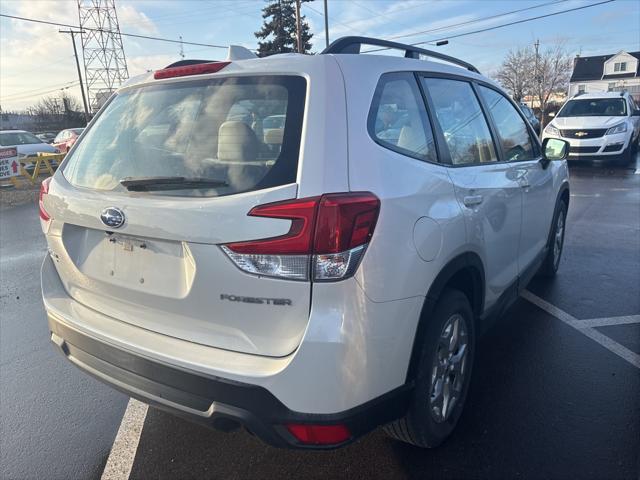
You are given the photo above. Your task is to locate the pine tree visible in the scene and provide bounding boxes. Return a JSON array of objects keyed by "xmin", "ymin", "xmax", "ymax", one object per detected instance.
[{"xmin": 255, "ymin": 0, "xmax": 313, "ymax": 57}]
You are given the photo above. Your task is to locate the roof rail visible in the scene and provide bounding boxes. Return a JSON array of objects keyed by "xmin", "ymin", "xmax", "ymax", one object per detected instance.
[{"xmin": 320, "ymin": 36, "xmax": 480, "ymax": 74}]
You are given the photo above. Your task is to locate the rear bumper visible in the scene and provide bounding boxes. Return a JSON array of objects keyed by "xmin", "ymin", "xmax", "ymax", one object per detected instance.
[
  {"xmin": 41, "ymin": 255, "xmax": 419, "ymax": 448},
  {"xmin": 48, "ymin": 310, "xmax": 410, "ymax": 449}
]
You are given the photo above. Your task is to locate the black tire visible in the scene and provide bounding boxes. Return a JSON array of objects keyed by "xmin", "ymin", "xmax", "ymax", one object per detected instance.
[
  {"xmin": 384, "ymin": 289, "xmax": 475, "ymax": 448},
  {"xmin": 539, "ymin": 199, "xmax": 568, "ymax": 277},
  {"xmin": 616, "ymin": 138, "xmax": 636, "ymax": 166}
]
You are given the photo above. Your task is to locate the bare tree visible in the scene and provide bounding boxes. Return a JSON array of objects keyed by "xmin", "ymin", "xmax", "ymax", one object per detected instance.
[
  {"xmin": 28, "ymin": 92, "xmax": 81, "ymax": 117},
  {"xmin": 530, "ymin": 42, "xmax": 573, "ymax": 129},
  {"xmin": 494, "ymin": 47, "xmax": 534, "ymax": 103}
]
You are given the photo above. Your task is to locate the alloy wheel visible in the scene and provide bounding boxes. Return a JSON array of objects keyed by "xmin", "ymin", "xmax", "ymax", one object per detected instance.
[{"xmin": 429, "ymin": 314, "xmax": 469, "ymax": 423}]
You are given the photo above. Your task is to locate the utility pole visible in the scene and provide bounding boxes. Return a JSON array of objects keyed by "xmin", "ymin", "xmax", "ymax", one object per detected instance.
[
  {"xmin": 532, "ymin": 39, "xmax": 540, "ymax": 109},
  {"xmin": 59, "ymin": 29, "xmax": 90, "ymax": 124},
  {"xmin": 295, "ymin": 0, "xmax": 302, "ymax": 53},
  {"xmin": 324, "ymin": 0, "xmax": 329, "ymax": 48}
]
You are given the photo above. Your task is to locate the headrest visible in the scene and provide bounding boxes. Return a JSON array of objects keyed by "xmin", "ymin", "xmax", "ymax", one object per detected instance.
[
  {"xmin": 398, "ymin": 125, "xmax": 427, "ymax": 155},
  {"xmin": 264, "ymin": 128, "xmax": 284, "ymax": 145},
  {"xmin": 217, "ymin": 121, "xmax": 259, "ymax": 161}
]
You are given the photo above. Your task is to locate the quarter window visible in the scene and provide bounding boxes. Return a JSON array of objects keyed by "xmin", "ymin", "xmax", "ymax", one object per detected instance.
[
  {"xmin": 478, "ymin": 86, "xmax": 536, "ymax": 162},
  {"xmin": 369, "ymin": 73, "xmax": 436, "ymax": 162},
  {"xmin": 421, "ymin": 78, "xmax": 497, "ymax": 165}
]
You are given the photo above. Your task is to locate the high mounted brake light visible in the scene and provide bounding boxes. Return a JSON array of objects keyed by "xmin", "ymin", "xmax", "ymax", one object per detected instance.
[
  {"xmin": 221, "ymin": 193, "xmax": 380, "ymax": 282},
  {"xmin": 154, "ymin": 61, "xmax": 230, "ymax": 80}
]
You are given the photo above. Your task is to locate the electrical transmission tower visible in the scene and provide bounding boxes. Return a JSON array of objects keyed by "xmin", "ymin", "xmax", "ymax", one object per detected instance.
[{"xmin": 77, "ymin": 0, "xmax": 129, "ymax": 113}]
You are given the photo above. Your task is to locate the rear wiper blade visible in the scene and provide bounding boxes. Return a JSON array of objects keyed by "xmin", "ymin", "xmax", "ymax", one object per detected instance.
[{"xmin": 120, "ymin": 176, "xmax": 228, "ymax": 191}]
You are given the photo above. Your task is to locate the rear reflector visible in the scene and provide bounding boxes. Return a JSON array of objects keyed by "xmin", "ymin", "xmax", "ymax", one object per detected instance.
[
  {"xmin": 154, "ymin": 61, "xmax": 230, "ymax": 80},
  {"xmin": 222, "ymin": 193, "xmax": 380, "ymax": 281},
  {"xmin": 39, "ymin": 177, "xmax": 52, "ymax": 221},
  {"xmin": 286, "ymin": 424, "xmax": 351, "ymax": 445}
]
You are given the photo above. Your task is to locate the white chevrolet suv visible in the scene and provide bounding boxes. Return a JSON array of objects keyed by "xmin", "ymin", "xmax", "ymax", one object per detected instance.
[
  {"xmin": 542, "ymin": 91, "xmax": 640, "ymax": 164},
  {"xmin": 40, "ymin": 37, "xmax": 570, "ymax": 449}
]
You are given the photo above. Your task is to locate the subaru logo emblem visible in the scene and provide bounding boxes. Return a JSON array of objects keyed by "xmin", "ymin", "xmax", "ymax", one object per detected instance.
[{"xmin": 100, "ymin": 207, "xmax": 125, "ymax": 229}]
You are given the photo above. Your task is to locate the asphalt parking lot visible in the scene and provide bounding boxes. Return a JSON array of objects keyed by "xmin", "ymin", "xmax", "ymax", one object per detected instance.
[{"xmin": 1, "ymin": 159, "xmax": 638, "ymax": 480}]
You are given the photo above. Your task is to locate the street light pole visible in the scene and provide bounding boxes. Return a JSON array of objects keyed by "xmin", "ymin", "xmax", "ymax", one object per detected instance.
[
  {"xmin": 59, "ymin": 29, "xmax": 90, "ymax": 124},
  {"xmin": 295, "ymin": 0, "xmax": 302, "ymax": 53},
  {"xmin": 324, "ymin": 0, "xmax": 329, "ymax": 48},
  {"xmin": 532, "ymin": 39, "xmax": 540, "ymax": 109}
]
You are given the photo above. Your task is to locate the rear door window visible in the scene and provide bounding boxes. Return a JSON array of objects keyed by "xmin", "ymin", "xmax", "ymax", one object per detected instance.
[
  {"xmin": 63, "ymin": 76, "xmax": 306, "ymax": 197},
  {"xmin": 478, "ymin": 85, "xmax": 536, "ymax": 162},
  {"xmin": 421, "ymin": 78, "xmax": 497, "ymax": 166},
  {"xmin": 368, "ymin": 72, "xmax": 436, "ymax": 162}
]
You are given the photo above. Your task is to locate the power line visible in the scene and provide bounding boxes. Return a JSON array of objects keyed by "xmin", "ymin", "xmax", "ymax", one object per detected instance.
[
  {"xmin": 413, "ymin": 0, "xmax": 616, "ymax": 46},
  {"xmin": 1, "ymin": 81, "xmax": 80, "ymax": 101},
  {"xmin": 0, "ymin": 13, "xmax": 228, "ymax": 49},
  {"xmin": 304, "ymin": 3, "xmax": 368, "ymax": 35},
  {"xmin": 387, "ymin": 0, "xmax": 568, "ymax": 40},
  {"xmin": 365, "ymin": 0, "xmax": 616, "ymax": 53},
  {"xmin": 1, "ymin": 82, "xmax": 80, "ymax": 103}
]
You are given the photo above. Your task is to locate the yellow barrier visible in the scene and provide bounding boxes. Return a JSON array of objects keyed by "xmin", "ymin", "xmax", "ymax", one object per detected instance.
[{"xmin": 19, "ymin": 152, "xmax": 65, "ymax": 184}]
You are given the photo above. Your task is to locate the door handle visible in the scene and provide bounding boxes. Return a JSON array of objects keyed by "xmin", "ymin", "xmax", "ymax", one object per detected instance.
[
  {"xmin": 515, "ymin": 169, "xmax": 531, "ymax": 188},
  {"xmin": 463, "ymin": 194, "xmax": 484, "ymax": 207}
]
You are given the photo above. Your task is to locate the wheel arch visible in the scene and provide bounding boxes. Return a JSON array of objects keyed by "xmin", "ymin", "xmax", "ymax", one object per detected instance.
[{"xmin": 405, "ymin": 252, "xmax": 485, "ymax": 382}]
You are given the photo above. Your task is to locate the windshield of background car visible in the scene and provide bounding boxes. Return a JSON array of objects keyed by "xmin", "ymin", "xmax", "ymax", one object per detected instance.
[
  {"xmin": 0, "ymin": 132, "xmax": 43, "ymax": 146},
  {"xmin": 558, "ymin": 98, "xmax": 627, "ymax": 117},
  {"xmin": 63, "ymin": 75, "xmax": 306, "ymax": 197}
]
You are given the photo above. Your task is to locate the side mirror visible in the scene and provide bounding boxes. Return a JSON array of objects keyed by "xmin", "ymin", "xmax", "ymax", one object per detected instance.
[{"xmin": 541, "ymin": 137, "xmax": 569, "ymax": 167}]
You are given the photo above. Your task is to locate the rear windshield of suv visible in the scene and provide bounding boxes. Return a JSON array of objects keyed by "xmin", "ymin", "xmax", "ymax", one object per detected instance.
[
  {"xmin": 558, "ymin": 98, "xmax": 627, "ymax": 117},
  {"xmin": 63, "ymin": 75, "xmax": 306, "ymax": 197}
]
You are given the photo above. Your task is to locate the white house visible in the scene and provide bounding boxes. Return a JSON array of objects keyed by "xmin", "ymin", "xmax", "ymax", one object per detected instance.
[{"xmin": 568, "ymin": 50, "xmax": 640, "ymax": 102}]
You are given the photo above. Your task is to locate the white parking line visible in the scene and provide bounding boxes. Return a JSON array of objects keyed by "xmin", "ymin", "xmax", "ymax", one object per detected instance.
[
  {"xmin": 522, "ymin": 290, "xmax": 640, "ymax": 369},
  {"xmin": 101, "ymin": 399, "xmax": 148, "ymax": 480},
  {"xmin": 578, "ymin": 315, "xmax": 640, "ymax": 328}
]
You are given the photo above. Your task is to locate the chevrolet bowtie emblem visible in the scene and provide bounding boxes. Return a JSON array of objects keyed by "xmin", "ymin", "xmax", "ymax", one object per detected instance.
[{"xmin": 574, "ymin": 131, "xmax": 588, "ymax": 137}]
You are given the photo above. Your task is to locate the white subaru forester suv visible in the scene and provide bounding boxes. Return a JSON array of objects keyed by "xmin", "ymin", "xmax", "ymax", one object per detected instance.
[
  {"xmin": 542, "ymin": 91, "xmax": 640, "ymax": 164},
  {"xmin": 40, "ymin": 37, "xmax": 570, "ymax": 449}
]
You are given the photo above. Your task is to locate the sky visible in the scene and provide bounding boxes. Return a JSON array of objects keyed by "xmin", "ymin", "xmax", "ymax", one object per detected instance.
[{"xmin": 1, "ymin": 0, "xmax": 639, "ymax": 111}]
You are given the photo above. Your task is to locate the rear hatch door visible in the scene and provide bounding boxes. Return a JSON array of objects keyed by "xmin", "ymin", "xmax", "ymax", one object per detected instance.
[{"xmin": 45, "ymin": 73, "xmax": 310, "ymax": 357}]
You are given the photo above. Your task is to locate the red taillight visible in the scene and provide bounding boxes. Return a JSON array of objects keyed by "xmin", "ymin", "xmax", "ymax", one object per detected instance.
[
  {"xmin": 226, "ymin": 196, "xmax": 320, "ymax": 255},
  {"xmin": 286, "ymin": 424, "xmax": 351, "ymax": 445},
  {"xmin": 39, "ymin": 177, "xmax": 52, "ymax": 221},
  {"xmin": 314, "ymin": 193, "xmax": 380, "ymax": 254},
  {"xmin": 225, "ymin": 193, "xmax": 380, "ymax": 255},
  {"xmin": 154, "ymin": 61, "xmax": 230, "ymax": 80},
  {"xmin": 222, "ymin": 192, "xmax": 380, "ymax": 281}
]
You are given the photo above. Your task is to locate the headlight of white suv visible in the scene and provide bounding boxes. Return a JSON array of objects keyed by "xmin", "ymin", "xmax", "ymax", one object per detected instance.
[
  {"xmin": 605, "ymin": 122, "xmax": 628, "ymax": 135},
  {"xmin": 545, "ymin": 124, "xmax": 560, "ymax": 136}
]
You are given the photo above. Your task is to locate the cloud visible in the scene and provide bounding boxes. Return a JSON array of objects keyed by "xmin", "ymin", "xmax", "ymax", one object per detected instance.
[
  {"xmin": 118, "ymin": 4, "xmax": 158, "ymax": 35},
  {"xmin": 0, "ymin": 0, "xmax": 159, "ymax": 110}
]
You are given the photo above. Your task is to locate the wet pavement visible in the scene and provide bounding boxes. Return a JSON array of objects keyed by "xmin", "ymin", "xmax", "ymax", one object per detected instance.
[{"xmin": 1, "ymin": 161, "xmax": 638, "ymax": 480}]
